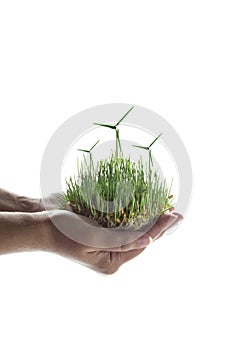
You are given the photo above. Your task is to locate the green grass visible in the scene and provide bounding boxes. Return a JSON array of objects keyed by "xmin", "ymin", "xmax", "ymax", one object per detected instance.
[
  {"xmin": 65, "ymin": 153, "xmax": 174, "ymax": 229},
  {"xmin": 64, "ymin": 106, "xmax": 174, "ymax": 229}
]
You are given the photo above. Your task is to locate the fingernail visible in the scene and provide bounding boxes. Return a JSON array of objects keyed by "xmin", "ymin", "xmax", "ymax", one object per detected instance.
[
  {"xmin": 172, "ymin": 214, "xmax": 184, "ymax": 226},
  {"xmin": 166, "ymin": 214, "xmax": 178, "ymax": 227},
  {"xmin": 166, "ymin": 216, "xmax": 184, "ymax": 234},
  {"xmin": 137, "ymin": 236, "xmax": 153, "ymax": 247}
]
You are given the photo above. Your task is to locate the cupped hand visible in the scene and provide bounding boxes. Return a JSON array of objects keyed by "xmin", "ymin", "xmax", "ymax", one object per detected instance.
[{"xmin": 44, "ymin": 210, "xmax": 183, "ymax": 274}]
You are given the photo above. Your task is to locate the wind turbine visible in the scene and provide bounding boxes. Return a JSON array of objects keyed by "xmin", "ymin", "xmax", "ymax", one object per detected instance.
[
  {"xmin": 77, "ymin": 140, "xmax": 100, "ymax": 170},
  {"xmin": 93, "ymin": 106, "xmax": 134, "ymax": 158},
  {"xmin": 132, "ymin": 133, "xmax": 162, "ymax": 171}
]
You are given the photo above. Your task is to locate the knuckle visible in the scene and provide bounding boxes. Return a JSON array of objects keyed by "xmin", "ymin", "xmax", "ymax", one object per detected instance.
[{"xmin": 97, "ymin": 254, "xmax": 120, "ymax": 275}]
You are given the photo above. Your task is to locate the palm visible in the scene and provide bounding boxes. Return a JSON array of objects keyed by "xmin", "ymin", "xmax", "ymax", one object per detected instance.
[{"xmin": 47, "ymin": 209, "xmax": 182, "ymax": 274}]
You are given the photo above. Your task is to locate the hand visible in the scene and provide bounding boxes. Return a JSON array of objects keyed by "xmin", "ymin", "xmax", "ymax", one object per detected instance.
[
  {"xmin": 0, "ymin": 188, "xmax": 66, "ymax": 213},
  {"xmin": 0, "ymin": 188, "xmax": 183, "ymax": 274},
  {"xmin": 0, "ymin": 188, "xmax": 42, "ymax": 212},
  {"xmin": 44, "ymin": 210, "xmax": 183, "ymax": 274}
]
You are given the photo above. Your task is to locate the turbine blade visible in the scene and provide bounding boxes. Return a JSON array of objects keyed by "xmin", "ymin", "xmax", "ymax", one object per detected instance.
[
  {"xmin": 77, "ymin": 149, "xmax": 90, "ymax": 153},
  {"xmin": 93, "ymin": 123, "xmax": 115, "ymax": 129},
  {"xmin": 149, "ymin": 132, "xmax": 162, "ymax": 148},
  {"xmin": 132, "ymin": 145, "xmax": 149, "ymax": 150},
  {"xmin": 89, "ymin": 140, "xmax": 100, "ymax": 151},
  {"xmin": 115, "ymin": 106, "xmax": 134, "ymax": 126}
]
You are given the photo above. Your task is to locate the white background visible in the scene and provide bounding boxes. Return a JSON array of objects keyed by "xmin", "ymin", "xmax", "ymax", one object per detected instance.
[{"xmin": 0, "ymin": 1, "xmax": 232, "ymax": 349}]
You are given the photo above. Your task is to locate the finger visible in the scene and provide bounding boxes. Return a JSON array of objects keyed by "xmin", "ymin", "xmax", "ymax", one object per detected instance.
[
  {"xmin": 49, "ymin": 210, "xmax": 152, "ymax": 249},
  {"xmin": 119, "ymin": 213, "xmax": 179, "ymax": 247},
  {"xmin": 146, "ymin": 213, "xmax": 178, "ymax": 240},
  {"xmin": 153, "ymin": 217, "xmax": 183, "ymax": 241},
  {"xmin": 116, "ymin": 214, "xmax": 184, "ymax": 267},
  {"xmin": 171, "ymin": 212, "xmax": 184, "ymax": 221},
  {"xmin": 169, "ymin": 213, "xmax": 183, "ymax": 226},
  {"xmin": 155, "ymin": 213, "xmax": 184, "ymax": 240},
  {"xmin": 103, "ymin": 213, "xmax": 179, "ymax": 251},
  {"xmin": 42, "ymin": 192, "xmax": 68, "ymax": 211},
  {"xmin": 48, "ymin": 210, "xmax": 181, "ymax": 251},
  {"xmin": 120, "ymin": 248, "xmax": 146, "ymax": 264},
  {"xmin": 162, "ymin": 213, "xmax": 184, "ymax": 235},
  {"xmin": 102, "ymin": 234, "xmax": 153, "ymax": 252}
]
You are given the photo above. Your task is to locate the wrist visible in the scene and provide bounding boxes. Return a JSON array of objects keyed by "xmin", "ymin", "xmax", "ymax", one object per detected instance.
[
  {"xmin": 0, "ymin": 189, "xmax": 43, "ymax": 213},
  {"xmin": 18, "ymin": 196, "xmax": 42, "ymax": 212},
  {"xmin": 37, "ymin": 212, "xmax": 54, "ymax": 251},
  {"xmin": 0, "ymin": 211, "xmax": 52, "ymax": 255},
  {"xmin": 39, "ymin": 212, "xmax": 58, "ymax": 252}
]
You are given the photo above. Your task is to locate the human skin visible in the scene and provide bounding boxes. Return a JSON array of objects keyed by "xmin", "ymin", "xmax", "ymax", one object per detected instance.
[
  {"xmin": 0, "ymin": 189, "xmax": 183, "ymax": 274},
  {"xmin": 0, "ymin": 188, "xmax": 42, "ymax": 212}
]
